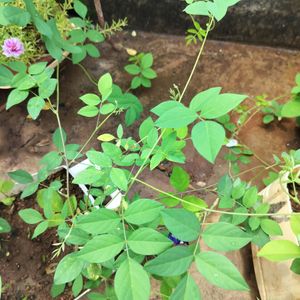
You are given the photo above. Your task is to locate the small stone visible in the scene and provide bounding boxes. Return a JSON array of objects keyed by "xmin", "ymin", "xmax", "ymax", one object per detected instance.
[{"xmin": 196, "ymin": 181, "xmax": 206, "ymax": 188}]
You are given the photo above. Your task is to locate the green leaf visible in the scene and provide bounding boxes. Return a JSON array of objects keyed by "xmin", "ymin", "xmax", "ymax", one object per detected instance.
[
  {"xmin": 54, "ymin": 253, "xmax": 84, "ymax": 284},
  {"xmin": 8, "ymin": 169, "xmax": 33, "ymax": 184},
  {"xmin": 199, "ymin": 93, "xmax": 247, "ymax": 119},
  {"xmin": 77, "ymin": 234, "xmax": 124, "ymax": 263},
  {"xmin": 131, "ymin": 76, "xmax": 142, "ymax": 89},
  {"xmin": 18, "ymin": 209, "xmax": 43, "ymax": 224},
  {"xmin": 281, "ymin": 100, "xmax": 300, "ymax": 118},
  {"xmin": 80, "ymin": 93, "xmax": 101, "ymax": 106},
  {"xmin": 263, "ymin": 114, "xmax": 275, "ymax": 124},
  {"xmin": 217, "ymin": 174, "xmax": 233, "ymax": 208},
  {"xmin": 260, "ymin": 219, "xmax": 282, "ymax": 236},
  {"xmin": 256, "ymin": 203, "xmax": 270, "ymax": 214},
  {"xmin": 0, "ymin": 6, "xmax": 30, "ymax": 26},
  {"xmin": 85, "ymin": 44, "xmax": 100, "ymax": 58},
  {"xmin": 291, "ymin": 215, "xmax": 300, "ymax": 236},
  {"xmin": 151, "ymin": 101, "xmax": 181, "ymax": 116},
  {"xmin": 231, "ymin": 178, "xmax": 246, "ymax": 199},
  {"xmin": 115, "ymin": 258, "xmax": 150, "ymax": 300},
  {"xmin": 189, "ymin": 87, "xmax": 221, "ymax": 112},
  {"xmin": 141, "ymin": 53, "xmax": 153, "ymax": 69},
  {"xmin": 0, "ymin": 179, "xmax": 14, "ymax": 193},
  {"xmin": 117, "ymin": 124, "xmax": 124, "ymax": 138},
  {"xmin": 87, "ymin": 150, "xmax": 112, "ymax": 168},
  {"xmin": 34, "ymin": 18, "xmax": 53, "ymax": 38},
  {"xmin": 32, "ymin": 221, "xmax": 48, "ymax": 239},
  {"xmin": 258, "ymin": 240, "xmax": 300, "ymax": 262},
  {"xmin": 124, "ymin": 199, "xmax": 163, "ymax": 225},
  {"xmin": 145, "ymin": 246, "xmax": 194, "ymax": 276},
  {"xmin": 58, "ymin": 225, "xmax": 89, "ymax": 245},
  {"xmin": 184, "ymin": 2, "xmax": 209, "ymax": 16},
  {"xmin": 86, "ymin": 29, "xmax": 104, "ymax": 42},
  {"xmin": 0, "ymin": 217, "xmax": 11, "ymax": 233},
  {"xmin": 72, "ymin": 46, "xmax": 86, "ymax": 64},
  {"xmin": 242, "ymin": 186, "xmax": 258, "ymax": 208},
  {"xmin": 195, "ymin": 251, "xmax": 249, "ymax": 291},
  {"xmin": 40, "ymin": 151, "xmax": 62, "ymax": 171},
  {"xmin": 191, "ymin": 121, "xmax": 225, "ymax": 163},
  {"xmin": 142, "ymin": 68, "xmax": 157, "ymax": 79},
  {"xmin": 202, "ymin": 222, "xmax": 252, "ymax": 251},
  {"xmin": 128, "ymin": 228, "xmax": 172, "ymax": 255},
  {"xmin": 98, "ymin": 73, "xmax": 113, "ymax": 100},
  {"xmin": 231, "ymin": 207, "xmax": 248, "ymax": 225},
  {"xmin": 28, "ymin": 62, "xmax": 47, "ymax": 75},
  {"xmin": 170, "ymin": 274, "xmax": 201, "ymax": 300},
  {"xmin": 6, "ymin": 89, "xmax": 29, "ymax": 110},
  {"xmin": 182, "ymin": 195, "xmax": 207, "ymax": 212},
  {"xmin": 50, "ymin": 283, "xmax": 66, "ymax": 298},
  {"xmin": 249, "ymin": 217, "xmax": 260, "ymax": 231},
  {"xmin": 74, "ymin": 0, "xmax": 87, "ymax": 18},
  {"xmin": 75, "ymin": 209, "xmax": 121, "ymax": 235},
  {"xmin": 72, "ymin": 275, "xmax": 83, "ymax": 297},
  {"xmin": 150, "ymin": 152, "xmax": 164, "ymax": 170},
  {"xmin": 27, "ymin": 96, "xmax": 45, "ymax": 120},
  {"xmin": 170, "ymin": 166, "xmax": 190, "ymax": 192},
  {"xmin": 125, "ymin": 64, "xmax": 141, "ymax": 75},
  {"xmin": 38, "ymin": 78, "xmax": 57, "ymax": 98},
  {"xmin": 78, "ymin": 106, "xmax": 99, "ymax": 117},
  {"xmin": 21, "ymin": 182, "xmax": 39, "ymax": 199},
  {"xmin": 155, "ymin": 104, "xmax": 198, "ymax": 128},
  {"xmin": 141, "ymin": 78, "xmax": 151, "ymax": 88},
  {"xmin": 291, "ymin": 258, "xmax": 300, "ymax": 275},
  {"xmin": 100, "ymin": 103, "xmax": 115, "ymax": 115},
  {"xmin": 206, "ymin": 0, "xmax": 228, "ymax": 21},
  {"xmin": 69, "ymin": 29, "xmax": 86, "ymax": 43},
  {"xmin": 110, "ymin": 168, "xmax": 128, "ymax": 191},
  {"xmin": 0, "ymin": 65, "xmax": 13, "ymax": 86},
  {"xmin": 52, "ymin": 128, "xmax": 66, "ymax": 152},
  {"xmin": 161, "ymin": 208, "xmax": 200, "ymax": 242}
]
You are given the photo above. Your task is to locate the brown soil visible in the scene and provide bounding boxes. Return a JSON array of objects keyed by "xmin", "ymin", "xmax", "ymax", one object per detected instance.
[
  {"xmin": 0, "ymin": 197, "xmax": 71, "ymax": 299},
  {"xmin": 0, "ymin": 170, "xmax": 84, "ymax": 299},
  {"xmin": 287, "ymin": 182, "xmax": 300, "ymax": 212}
]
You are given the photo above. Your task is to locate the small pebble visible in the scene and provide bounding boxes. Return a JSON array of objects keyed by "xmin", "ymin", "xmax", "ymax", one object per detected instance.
[{"xmin": 196, "ymin": 181, "xmax": 206, "ymax": 188}]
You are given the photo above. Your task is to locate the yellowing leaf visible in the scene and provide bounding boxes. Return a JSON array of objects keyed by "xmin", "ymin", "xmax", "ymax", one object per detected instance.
[
  {"xmin": 43, "ymin": 102, "xmax": 52, "ymax": 111},
  {"xmin": 126, "ymin": 48, "xmax": 137, "ymax": 56},
  {"xmin": 97, "ymin": 134, "xmax": 116, "ymax": 142}
]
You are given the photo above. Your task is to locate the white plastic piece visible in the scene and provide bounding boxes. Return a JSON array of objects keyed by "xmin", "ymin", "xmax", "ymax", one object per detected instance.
[
  {"xmin": 69, "ymin": 159, "xmax": 122, "ymax": 210},
  {"xmin": 226, "ymin": 139, "xmax": 238, "ymax": 148}
]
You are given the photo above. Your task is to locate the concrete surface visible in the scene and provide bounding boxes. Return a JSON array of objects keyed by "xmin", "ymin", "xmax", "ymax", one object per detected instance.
[
  {"xmin": 1, "ymin": 31, "xmax": 300, "ymax": 299},
  {"xmin": 90, "ymin": 0, "xmax": 300, "ymax": 49}
]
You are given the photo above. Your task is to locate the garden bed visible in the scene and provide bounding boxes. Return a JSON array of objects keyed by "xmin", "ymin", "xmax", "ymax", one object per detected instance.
[
  {"xmin": 1, "ymin": 31, "xmax": 300, "ymax": 299},
  {"xmin": 0, "ymin": 196, "xmax": 62, "ymax": 299}
]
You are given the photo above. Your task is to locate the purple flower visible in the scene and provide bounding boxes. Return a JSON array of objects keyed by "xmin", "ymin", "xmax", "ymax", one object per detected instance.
[{"xmin": 2, "ymin": 38, "xmax": 24, "ymax": 58}]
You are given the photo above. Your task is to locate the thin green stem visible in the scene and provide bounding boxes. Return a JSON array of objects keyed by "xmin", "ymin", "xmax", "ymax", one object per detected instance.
[
  {"xmin": 135, "ymin": 178, "xmax": 300, "ymax": 218},
  {"xmin": 124, "ymin": 18, "xmax": 214, "ymax": 196},
  {"xmin": 53, "ymin": 66, "xmax": 75, "ymax": 218},
  {"xmin": 179, "ymin": 17, "xmax": 214, "ymax": 103},
  {"xmin": 125, "ymin": 130, "xmax": 166, "ymax": 195},
  {"xmin": 120, "ymin": 202, "xmax": 130, "ymax": 258},
  {"xmin": 69, "ymin": 111, "xmax": 115, "ymax": 165},
  {"xmin": 65, "ymin": 57, "xmax": 97, "ymax": 86}
]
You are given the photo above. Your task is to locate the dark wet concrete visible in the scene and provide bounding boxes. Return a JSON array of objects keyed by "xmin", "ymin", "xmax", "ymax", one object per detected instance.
[
  {"xmin": 94, "ymin": 0, "xmax": 300, "ymax": 49},
  {"xmin": 1, "ymin": 31, "xmax": 300, "ymax": 299}
]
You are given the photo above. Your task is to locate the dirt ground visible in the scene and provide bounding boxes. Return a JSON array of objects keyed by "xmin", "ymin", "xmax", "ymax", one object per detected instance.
[{"xmin": 1, "ymin": 31, "xmax": 300, "ymax": 299}]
